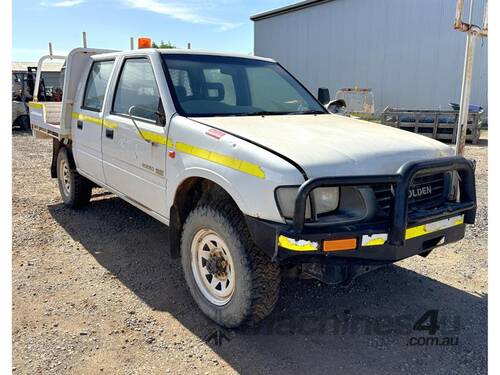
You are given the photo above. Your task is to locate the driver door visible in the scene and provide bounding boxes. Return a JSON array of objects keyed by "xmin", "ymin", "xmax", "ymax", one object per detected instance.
[{"xmin": 102, "ymin": 56, "xmax": 168, "ymax": 217}]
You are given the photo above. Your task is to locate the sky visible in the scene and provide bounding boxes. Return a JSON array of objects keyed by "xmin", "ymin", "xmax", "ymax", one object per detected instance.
[{"xmin": 12, "ymin": 0, "xmax": 293, "ymax": 61}]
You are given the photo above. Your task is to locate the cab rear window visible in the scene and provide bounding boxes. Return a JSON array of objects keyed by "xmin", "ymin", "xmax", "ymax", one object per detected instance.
[{"xmin": 82, "ymin": 60, "xmax": 114, "ymax": 112}]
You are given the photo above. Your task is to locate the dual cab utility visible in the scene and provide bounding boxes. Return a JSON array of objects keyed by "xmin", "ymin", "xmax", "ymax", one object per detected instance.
[{"xmin": 30, "ymin": 47, "xmax": 476, "ymax": 328}]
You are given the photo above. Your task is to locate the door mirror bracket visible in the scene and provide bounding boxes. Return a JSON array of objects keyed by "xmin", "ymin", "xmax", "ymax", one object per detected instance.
[{"xmin": 128, "ymin": 105, "xmax": 151, "ymax": 144}]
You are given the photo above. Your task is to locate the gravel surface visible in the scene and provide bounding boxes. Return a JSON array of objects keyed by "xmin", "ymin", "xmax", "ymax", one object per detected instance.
[{"xmin": 12, "ymin": 130, "xmax": 487, "ymax": 374}]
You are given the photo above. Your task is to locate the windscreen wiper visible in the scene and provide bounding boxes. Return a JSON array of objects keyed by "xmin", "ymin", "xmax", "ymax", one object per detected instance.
[
  {"xmin": 229, "ymin": 110, "xmax": 325, "ymax": 117},
  {"xmin": 230, "ymin": 111, "xmax": 288, "ymax": 116},
  {"xmin": 285, "ymin": 110, "xmax": 326, "ymax": 115}
]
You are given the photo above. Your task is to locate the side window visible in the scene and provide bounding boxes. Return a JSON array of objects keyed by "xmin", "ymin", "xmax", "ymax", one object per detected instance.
[
  {"xmin": 203, "ymin": 69, "xmax": 236, "ymax": 105},
  {"xmin": 82, "ymin": 60, "xmax": 114, "ymax": 111},
  {"xmin": 113, "ymin": 58, "xmax": 161, "ymax": 122}
]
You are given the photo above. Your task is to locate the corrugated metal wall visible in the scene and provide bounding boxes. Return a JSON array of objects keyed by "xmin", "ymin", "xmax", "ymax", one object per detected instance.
[{"xmin": 253, "ymin": 0, "xmax": 487, "ymax": 113}]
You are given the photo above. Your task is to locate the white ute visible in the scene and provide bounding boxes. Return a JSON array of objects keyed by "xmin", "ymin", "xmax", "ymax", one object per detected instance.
[{"xmin": 30, "ymin": 45, "xmax": 477, "ymax": 328}]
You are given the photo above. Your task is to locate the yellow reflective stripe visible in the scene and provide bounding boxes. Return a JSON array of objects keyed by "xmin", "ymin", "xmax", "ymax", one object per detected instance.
[
  {"xmin": 365, "ymin": 238, "xmax": 386, "ymax": 246},
  {"xmin": 278, "ymin": 235, "xmax": 318, "ymax": 251},
  {"xmin": 141, "ymin": 130, "xmax": 167, "ymax": 145},
  {"xmin": 103, "ymin": 119, "xmax": 118, "ymax": 129},
  {"xmin": 176, "ymin": 142, "xmax": 265, "ymax": 179},
  {"xmin": 28, "ymin": 102, "xmax": 43, "ymax": 109},
  {"xmin": 405, "ymin": 215, "xmax": 464, "ymax": 240},
  {"xmin": 71, "ymin": 112, "xmax": 172, "ymax": 143},
  {"xmin": 361, "ymin": 233, "xmax": 388, "ymax": 247},
  {"xmin": 66, "ymin": 118, "xmax": 263, "ymax": 179},
  {"xmin": 405, "ymin": 225, "xmax": 430, "ymax": 240},
  {"xmin": 72, "ymin": 112, "xmax": 103, "ymax": 126},
  {"xmin": 71, "ymin": 112, "xmax": 116, "ymax": 128}
]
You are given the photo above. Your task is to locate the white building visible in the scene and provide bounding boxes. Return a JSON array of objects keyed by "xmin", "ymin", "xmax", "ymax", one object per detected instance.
[{"xmin": 251, "ymin": 0, "xmax": 487, "ymax": 113}]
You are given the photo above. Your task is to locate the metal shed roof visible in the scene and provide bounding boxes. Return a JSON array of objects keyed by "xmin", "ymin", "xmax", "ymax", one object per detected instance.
[{"xmin": 250, "ymin": 0, "xmax": 333, "ymax": 21}]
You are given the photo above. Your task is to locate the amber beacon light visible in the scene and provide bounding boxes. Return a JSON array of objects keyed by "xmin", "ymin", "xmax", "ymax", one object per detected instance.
[{"xmin": 138, "ymin": 37, "xmax": 152, "ymax": 49}]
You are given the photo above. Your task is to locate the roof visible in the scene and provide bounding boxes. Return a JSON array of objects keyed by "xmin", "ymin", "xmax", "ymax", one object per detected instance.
[
  {"xmin": 12, "ymin": 61, "xmax": 64, "ymax": 72},
  {"xmin": 159, "ymin": 49, "xmax": 275, "ymax": 62},
  {"xmin": 250, "ymin": 0, "xmax": 333, "ymax": 21},
  {"xmin": 94, "ymin": 48, "xmax": 275, "ymax": 63}
]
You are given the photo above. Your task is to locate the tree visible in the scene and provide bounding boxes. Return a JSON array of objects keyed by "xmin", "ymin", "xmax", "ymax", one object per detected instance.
[{"xmin": 152, "ymin": 40, "xmax": 176, "ymax": 49}]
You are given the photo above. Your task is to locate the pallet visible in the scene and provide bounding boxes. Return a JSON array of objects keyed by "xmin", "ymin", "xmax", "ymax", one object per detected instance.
[{"xmin": 381, "ymin": 108, "xmax": 483, "ymax": 144}]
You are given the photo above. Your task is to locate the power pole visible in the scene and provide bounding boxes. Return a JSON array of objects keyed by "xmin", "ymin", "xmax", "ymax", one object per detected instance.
[{"xmin": 453, "ymin": 0, "xmax": 487, "ymax": 155}]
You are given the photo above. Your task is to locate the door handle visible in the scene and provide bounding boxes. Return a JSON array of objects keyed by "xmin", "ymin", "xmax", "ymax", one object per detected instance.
[
  {"xmin": 105, "ymin": 128, "xmax": 114, "ymax": 139},
  {"xmin": 77, "ymin": 120, "xmax": 83, "ymax": 129}
]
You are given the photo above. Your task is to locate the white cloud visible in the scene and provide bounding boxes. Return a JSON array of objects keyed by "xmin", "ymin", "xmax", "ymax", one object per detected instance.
[
  {"xmin": 41, "ymin": 0, "xmax": 85, "ymax": 7},
  {"xmin": 122, "ymin": 0, "xmax": 240, "ymax": 31}
]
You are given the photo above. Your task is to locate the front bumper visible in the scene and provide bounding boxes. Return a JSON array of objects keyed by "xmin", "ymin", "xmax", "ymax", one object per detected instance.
[{"xmin": 245, "ymin": 156, "xmax": 476, "ymax": 264}]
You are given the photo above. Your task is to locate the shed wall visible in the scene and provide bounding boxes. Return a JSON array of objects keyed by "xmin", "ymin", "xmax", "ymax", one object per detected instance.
[{"xmin": 254, "ymin": 0, "xmax": 487, "ymax": 113}]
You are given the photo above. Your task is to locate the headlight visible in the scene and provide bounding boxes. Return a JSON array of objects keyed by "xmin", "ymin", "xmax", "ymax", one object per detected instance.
[
  {"xmin": 313, "ymin": 187, "xmax": 340, "ymax": 215},
  {"xmin": 275, "ymin": 186, "xmax": 339, "ymax": 220},
  {"xmin": 275, "ymin": 187, "xmax": 311, "ymax": 219}
]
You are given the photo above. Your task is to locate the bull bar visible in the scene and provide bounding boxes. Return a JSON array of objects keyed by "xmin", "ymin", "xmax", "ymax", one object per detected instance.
[{"xmin": 292, "ymin": 156, "xmax": 477, "ymax": 246}]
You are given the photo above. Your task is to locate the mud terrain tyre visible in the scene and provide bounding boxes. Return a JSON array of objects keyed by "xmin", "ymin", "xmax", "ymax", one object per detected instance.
[
  {"xmin": 181, "ymin": 202, "xmax": 280, "ymax": 328},
  {"xmin": 56, "ymin": 147, "xmax": 92, "ymax": 208}
]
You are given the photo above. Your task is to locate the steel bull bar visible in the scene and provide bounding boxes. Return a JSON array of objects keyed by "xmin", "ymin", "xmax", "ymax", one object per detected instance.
[{"xmin": 292, "ymin": 156, "xmax": 477, "ymax": 247}]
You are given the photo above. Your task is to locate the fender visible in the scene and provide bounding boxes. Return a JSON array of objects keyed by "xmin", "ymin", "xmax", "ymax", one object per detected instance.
[
  {"xmin": 167, "ymin": 168, "xmax": 248, "ymax": 258},
  {"xmin": 167, "ymin": 166, "xmax": 249, "ymax": 216},
  {"xmin": 190, "ymin": 118, "xmax": 309, "ymax": 181}
]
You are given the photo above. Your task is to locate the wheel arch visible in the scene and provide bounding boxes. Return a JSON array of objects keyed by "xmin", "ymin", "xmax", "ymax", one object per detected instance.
[
  {"xmin": 169, "ymin": 175, "xmax": 246, "ymax": 259},
  {"xmin": 51, "ymin": 139, "xmax": 75, "ymax": 178}
]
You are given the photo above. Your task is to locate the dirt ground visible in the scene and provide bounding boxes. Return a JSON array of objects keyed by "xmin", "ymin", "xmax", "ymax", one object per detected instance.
[{"xmin": 12, "ymin": 130, "xmax": 487, "ymax": 374}]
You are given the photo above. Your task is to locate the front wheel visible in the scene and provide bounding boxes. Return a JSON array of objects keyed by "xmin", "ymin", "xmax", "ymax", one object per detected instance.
[
  {"xmin": 181, "ymin": 203, "xmax": 280, "ymax": 328},
  {"xmin": 56, "ymin": 147, "xmax": 92, "ymax": 208}
]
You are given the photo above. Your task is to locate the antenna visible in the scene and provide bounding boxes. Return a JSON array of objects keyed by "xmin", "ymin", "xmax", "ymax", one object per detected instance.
[
  {"xmin": 82, "ymin": 32, "xmax": 87, "ymax": 48},
  {"xmin": 187, "ymin": 42, "xmax": 191, "ymax": 50},
  {"xmin": 48, "ymin": 42, "xmax": 53, "ymax": 57}
]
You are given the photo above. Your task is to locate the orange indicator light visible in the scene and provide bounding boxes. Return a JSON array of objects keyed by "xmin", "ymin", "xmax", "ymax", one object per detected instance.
[{"xmin": 323, "ymin": 238, "xmax": 357, "ymax": 252}]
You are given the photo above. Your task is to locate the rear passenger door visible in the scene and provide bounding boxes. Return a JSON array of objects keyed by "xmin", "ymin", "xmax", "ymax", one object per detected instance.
[
  {"xmin": 72, "ymin": 59, "xmax": 115, "ymax": 183},
  {"xmin": 102, "ymin": 56, "xmax": 168, "ymax": 217}
]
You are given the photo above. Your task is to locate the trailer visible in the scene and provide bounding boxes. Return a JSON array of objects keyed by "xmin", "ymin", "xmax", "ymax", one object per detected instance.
[{"xmin": 381, "ymin": 106, "xmax": 484, "ymax": 144}]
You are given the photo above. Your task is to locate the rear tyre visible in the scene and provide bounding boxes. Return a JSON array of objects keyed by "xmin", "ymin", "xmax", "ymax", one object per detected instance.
[
  {"xmin": 56, "ymin": 147, "xmax": 92, "ymax": 208},
  {"xmin": 181, "ymin": 202, "xmax": 281, "ymax": 328}
]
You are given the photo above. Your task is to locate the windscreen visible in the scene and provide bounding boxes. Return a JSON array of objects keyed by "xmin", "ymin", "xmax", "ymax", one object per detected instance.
[{"xmin": 162, "ymin": 54, "xmax": 326, "ymax": 117}]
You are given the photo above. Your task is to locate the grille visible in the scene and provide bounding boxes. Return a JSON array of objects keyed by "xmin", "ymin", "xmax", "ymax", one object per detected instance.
[{"xmin": 373, "ymin": 173, "xmax": 448, "ymax": 215}]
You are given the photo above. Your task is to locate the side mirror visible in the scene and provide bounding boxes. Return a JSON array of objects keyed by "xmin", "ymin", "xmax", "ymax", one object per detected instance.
[
  {"xmin": 326, "ymin": 99, "xmax": 347, "ymax": 114},
  {"xmin": 317, "ymin": 87, "xmax": 331, "ymax": 105},
  {"xmin": 156, "ymin": 99, "xmax": 167, "ymax": 126},
  {"xmin": 155, "ymin": 110, "xmax": 166, "ymax": 126}
]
